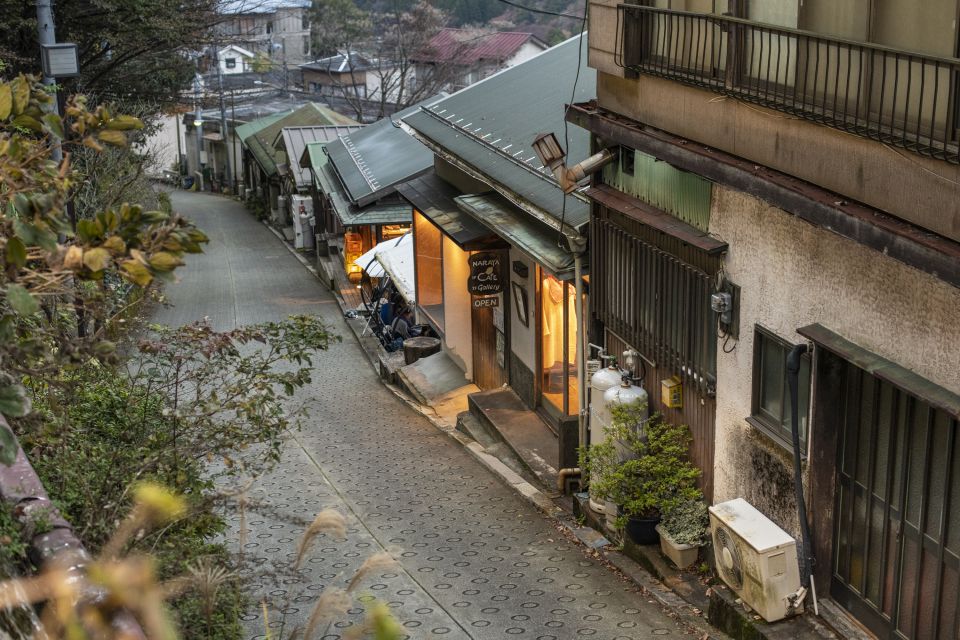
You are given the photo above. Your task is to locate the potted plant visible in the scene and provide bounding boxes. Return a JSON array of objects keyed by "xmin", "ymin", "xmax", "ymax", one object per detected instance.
[
  {"xmin": 656, "ymin": 498, "xmax": 709, "ymax": 569},
  {"xmin": 584, "ymin": 403, "xmax": 702, "ymax": 546}
]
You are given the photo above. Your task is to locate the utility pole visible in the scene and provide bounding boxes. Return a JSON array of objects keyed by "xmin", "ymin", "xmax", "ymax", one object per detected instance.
[
  {"xmin": 214, "ymin": 41, "xmax": 233, "ymax": 192},
  {"xmin": 36, "ymin": 0, "xmax": 62, "ymax": 166},
  {"xmin": 193, "ymin": 58, "xmax": 204, "ymax": 189}
]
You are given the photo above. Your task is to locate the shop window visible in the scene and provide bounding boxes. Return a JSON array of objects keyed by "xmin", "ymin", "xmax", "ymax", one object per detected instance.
[
  {"xmin": 414, "ymin": 211, "xmax": 443, "ymax": 331},
  {"xmin": 749, "ymin": 326, "xmax": 811, "ymax": 452},
  {"xmin": 540, "ymin": 273, "xmax": 578, "ymax": 416}
]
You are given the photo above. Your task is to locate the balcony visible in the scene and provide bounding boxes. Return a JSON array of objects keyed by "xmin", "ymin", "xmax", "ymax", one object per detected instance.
[{"xmin": 617, "ymin": 5, "xmax": 960, "ymax": 164}]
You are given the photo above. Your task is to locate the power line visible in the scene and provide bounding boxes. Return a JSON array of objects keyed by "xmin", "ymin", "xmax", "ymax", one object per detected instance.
[{"xmin": 494, "ymin": 0, "xmax": 584, "ymax": 20}]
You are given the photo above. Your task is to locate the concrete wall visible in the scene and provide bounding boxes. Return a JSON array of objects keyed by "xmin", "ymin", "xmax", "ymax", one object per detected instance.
[
  {"xmin": 144, "ymin": 114, "xmax": 185, "ymax": 177},
  {"xmin": 442, "ymin": 235, "xmax": 474, "ymax": 378},
  {"xmin": 586, "ymin": 0, "xmax": 960, "ymax": 243},
  {"xmin": 710, "ymin": 184, "xmax": 960, "ymax": 537}
]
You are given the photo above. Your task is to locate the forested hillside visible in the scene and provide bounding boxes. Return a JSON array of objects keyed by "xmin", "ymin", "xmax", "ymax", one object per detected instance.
[{"xmin": 357, "ymin": 0, "xmax": 585, "ymax": 43}]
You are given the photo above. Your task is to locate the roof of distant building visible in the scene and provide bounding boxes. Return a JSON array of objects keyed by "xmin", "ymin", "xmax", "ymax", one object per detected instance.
[
  {"xmin": 402, "ymin": 35, "xmax": 594, "ymax": 231},
  {"xmin": 242, "ymin": 103, "xmax": 357, "ymax": 177},
  {"xmin": 219, "ymin": 0, "xmax": 309, "ymax": 15},
  {"xmin": 299, "ymin": 52, "xmax": 374, "ymax": 74},
  {"xmin": 275, "ymin": 125, "xmax": 365, "ymax": 188},
  {"xmin": 412, "ymin": 28, "xmax": 546, "ymax": 65},
  {"xmin": 218, "ymin": 44, "xmax": 255, "ymax": 58}
]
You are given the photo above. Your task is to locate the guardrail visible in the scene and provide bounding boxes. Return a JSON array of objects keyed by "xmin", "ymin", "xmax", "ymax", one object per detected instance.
[{"xmin": 617, "ymin": 5, "xmax": 960, "ymax": 164}]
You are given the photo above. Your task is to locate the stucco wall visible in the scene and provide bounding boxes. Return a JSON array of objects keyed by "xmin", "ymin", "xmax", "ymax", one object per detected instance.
[
  {"xmin": 442, "ymin": 235, "xmax": 474, "ymax": 378},
  {"xmin": 710, "ymin": 184, "xmax": 960, "ymax": 537}
]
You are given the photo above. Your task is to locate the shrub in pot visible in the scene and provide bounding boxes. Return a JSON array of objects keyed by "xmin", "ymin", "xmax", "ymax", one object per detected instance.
[
  {"xmin": 584, "ymin": 402, "xmax": 701, "ymax": 545},
  {"xmin": 656, "ymin": 498, "xmax": 709, "ymax": 569}
]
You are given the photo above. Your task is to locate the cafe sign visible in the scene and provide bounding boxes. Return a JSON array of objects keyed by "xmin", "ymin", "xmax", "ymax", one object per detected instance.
[{"xmin": 467, "ymin": 252, "xmax": 504, "ymax": 296}]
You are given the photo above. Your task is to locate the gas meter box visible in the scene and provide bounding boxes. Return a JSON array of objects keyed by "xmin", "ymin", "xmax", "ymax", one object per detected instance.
[{"xmin": 661, "ymin": 376, "xmax": 683, "ymax": 409}]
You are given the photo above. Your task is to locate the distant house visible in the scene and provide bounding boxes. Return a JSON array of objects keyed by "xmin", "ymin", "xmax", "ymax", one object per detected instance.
[
  {"xmin": 299, "ymin": 52, "xmax": 375, "ymax": 97},
  {"xmin": 217, "ymin": 44, "xmax": 254, "ymax": 75},
  {"xmin": 411, "ymin": 28, "xmax": 547, "ymax": 91},
  {"xmin": 217, "ymin": 0, "xmax": 312, "ymax": 68}
]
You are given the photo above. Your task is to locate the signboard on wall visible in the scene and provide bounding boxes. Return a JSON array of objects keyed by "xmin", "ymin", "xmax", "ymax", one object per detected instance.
[
  {"xmin": 472, "ymin": 296, "xmax": 499, "ymax": 308},
  {"xmin": 467, "ymin": 252, "xmax": 504, "ymax": 296}
]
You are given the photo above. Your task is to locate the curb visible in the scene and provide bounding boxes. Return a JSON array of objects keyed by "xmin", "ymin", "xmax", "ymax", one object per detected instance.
[{"xmin": 263, "ymin": 217, "xmax": 728, "ymax": 639}]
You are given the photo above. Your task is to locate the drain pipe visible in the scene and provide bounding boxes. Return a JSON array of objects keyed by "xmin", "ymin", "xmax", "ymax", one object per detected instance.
[
  {"xmin": 574, "ymin": 251, "xmax": 587, "ymax": 461},
  {"xmin": 787, "ymin": 343, "xmax": 816, "ymax": 612}
]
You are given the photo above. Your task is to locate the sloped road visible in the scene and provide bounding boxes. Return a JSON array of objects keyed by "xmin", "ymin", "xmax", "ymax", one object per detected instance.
[{"xmin": 154, "ymin": 191, "xmax": 691, "ymax": 640}]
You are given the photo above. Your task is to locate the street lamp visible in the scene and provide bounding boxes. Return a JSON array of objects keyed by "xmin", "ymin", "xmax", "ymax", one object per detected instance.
[{"xmin": 531, "ymin": 131, "xmax": 617, "ymax": 194}]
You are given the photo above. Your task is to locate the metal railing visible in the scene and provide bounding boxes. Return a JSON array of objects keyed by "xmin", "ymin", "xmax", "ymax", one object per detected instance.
[{"xmin": 617, "ymin": 5, "xmax": 960, "ymax": 164}]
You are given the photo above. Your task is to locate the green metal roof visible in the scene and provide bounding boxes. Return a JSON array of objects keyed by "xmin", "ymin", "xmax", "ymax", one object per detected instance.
[
  {"xmin": 454, "ymin": 193, "xmax": 576, "ymax": 279},
  {"xmin": 243, "ymin": 104, "xmax": 357, "ymax": 178},
  {"xmin": 235, "ymin": 111, "xmax": 289, "ymax": 145},
  {"xmin": 403, "ymin": 36, "xmax": 595, "ymax": 231},
  {"xmin": 308, "ymin": 142, "xmax": 413, "ymax": 227},
  {"xmin": 324, "ymin": 97, "xmax": 443, "ymax": 207}
]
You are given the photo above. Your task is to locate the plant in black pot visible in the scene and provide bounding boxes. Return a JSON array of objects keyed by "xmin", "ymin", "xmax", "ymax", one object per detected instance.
[{"xmin": 589, "ymin": 404, "xmax": 702, "ymax": 545}]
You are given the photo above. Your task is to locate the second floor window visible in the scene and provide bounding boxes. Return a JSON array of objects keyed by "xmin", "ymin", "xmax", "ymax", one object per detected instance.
[{"xmin": 225, "ymin": 58, "xmax": 236, "ymax": 69}]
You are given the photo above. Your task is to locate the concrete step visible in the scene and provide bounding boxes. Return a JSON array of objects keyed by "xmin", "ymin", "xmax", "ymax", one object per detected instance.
[
  {"xmin": 456, "ymin": 411, "xmax": 540, "ymax": 487},
  {"xmin": 467, "ymin": 388, "xmax": 560, "ymax": 493}
]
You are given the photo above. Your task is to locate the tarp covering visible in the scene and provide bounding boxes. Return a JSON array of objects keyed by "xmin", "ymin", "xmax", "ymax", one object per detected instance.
[{"xmin": 353, "ymin": 234, "xmax": 415, "ymax": 303}]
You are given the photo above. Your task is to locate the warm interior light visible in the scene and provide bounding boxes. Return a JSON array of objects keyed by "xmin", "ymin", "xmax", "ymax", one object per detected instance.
[{"xmin": 531, "ymin": 132, "xmax": 566, "ymax": 171}]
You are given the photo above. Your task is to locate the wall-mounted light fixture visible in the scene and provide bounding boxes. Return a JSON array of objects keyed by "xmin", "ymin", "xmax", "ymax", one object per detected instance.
[{"xmin": 531, "ymin": 131, "xmax": 617, "ymax": 194}]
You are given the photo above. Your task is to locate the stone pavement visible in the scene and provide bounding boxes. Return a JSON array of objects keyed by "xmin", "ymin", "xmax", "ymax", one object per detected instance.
[{"xmin": 152, "ymin": 191, "xmax": 696, "ymax": 639}]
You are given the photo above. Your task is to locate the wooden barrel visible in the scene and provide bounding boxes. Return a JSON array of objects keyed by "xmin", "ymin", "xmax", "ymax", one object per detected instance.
[{"xmin": 403, "ymin": 337, "xmax": 441, "ymax": 365}]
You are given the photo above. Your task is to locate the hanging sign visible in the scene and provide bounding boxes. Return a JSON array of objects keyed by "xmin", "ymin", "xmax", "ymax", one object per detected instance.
[{"xmin": 467, "ymin": 252, "xmax": 504, "ymax": 296}]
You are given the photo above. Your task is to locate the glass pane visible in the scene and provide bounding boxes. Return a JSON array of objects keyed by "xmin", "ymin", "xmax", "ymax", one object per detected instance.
[
  {"xmin": 414, "ymin": 211, "xmax": 444, "ymax": 330},
  {"xmin": 759, "ymin": 335, "xmax": 784, "ymax": 423},
  {"xmin": 541, "ymin": 275, "xmax": 576, "ymax": 415}
]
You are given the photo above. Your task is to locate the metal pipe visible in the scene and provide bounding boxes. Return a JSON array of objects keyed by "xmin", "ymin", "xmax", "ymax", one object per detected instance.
[
  {"xmin": 574, "ymin": 251, "xmax": 587, "ymax": 458},
  {"xmin": 787, "ymin": 343, "xmax": 814, "ymax": 592},
  {"xmin": 557, "ymin": 467, "xmax": 581, "ymax": 492}
]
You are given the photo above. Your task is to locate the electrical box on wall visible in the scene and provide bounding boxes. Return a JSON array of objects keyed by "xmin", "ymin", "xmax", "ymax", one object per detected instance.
[
  {"xmin": 712, "ymin": 281, "xmax": 741, "ymax": 339},
  {"xmin": 661, "ymin": 376, "xmax": 683, "ymax": 409}
]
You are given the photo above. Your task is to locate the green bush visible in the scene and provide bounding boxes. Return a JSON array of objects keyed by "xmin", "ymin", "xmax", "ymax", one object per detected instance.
[
  {"xmin": 21, "ymin": 365, "xmax": 243, "ymax": 640},
  {"xmin": 585, "ymin": 401, "xmax": 702, "ymax": 528}
]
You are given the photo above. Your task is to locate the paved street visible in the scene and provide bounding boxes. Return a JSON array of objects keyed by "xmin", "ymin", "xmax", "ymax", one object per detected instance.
[{"xmin": 154, "ymin": 191, "xmax": 690, "ymax": 640}]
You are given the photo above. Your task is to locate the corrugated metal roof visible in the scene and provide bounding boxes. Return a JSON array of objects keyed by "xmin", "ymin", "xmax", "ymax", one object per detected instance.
[
  {"xmin": 244, "ymin": 103, "xmax": 357, "ymax": 177},
  {"xmin": 277, "ymin": 125, "xmax": 364, "ymax": 188},
  {"xmin": 396, "ymin": 174, "xmax": 507, "ymax": 250},
  {"xmin": 413, "ymin": 29, "xmax": 544, "ymax": 64},
  {"xmin": 309, "ymin": 142, "xmax": 413, "ymax": 227},
  {"xmin": 403, "ymin": 36, "xmax": 595, "ymax": 230},
  {"xmin": 324, "ymin": 96, "xmax": 444, "ymax": 207},
  {"xmin": 454, "ymin": 193, "xmax": 576, "ymax": 279},
  {"xmin": 299, "ymin": 52, "xmax": 373, "ymax": 73}
]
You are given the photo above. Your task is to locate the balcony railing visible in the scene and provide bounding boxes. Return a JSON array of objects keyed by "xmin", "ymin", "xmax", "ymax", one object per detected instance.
[{"xmin": 617, "ymin": 5, "xmax": 960, "ymax": 164}]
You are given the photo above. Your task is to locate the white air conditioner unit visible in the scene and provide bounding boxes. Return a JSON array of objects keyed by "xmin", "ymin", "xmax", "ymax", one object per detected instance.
[
  {"xmin": 290, "ymin": 195, "xmax": 314, "ymax": 251},
  {"xmin": 709, "ymin": 498, "xmax": 804, "ymax": 622}
]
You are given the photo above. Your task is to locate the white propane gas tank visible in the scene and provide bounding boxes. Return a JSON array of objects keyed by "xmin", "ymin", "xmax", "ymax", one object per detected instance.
[
  {"xmin": 588, "ymin": 363, "xmax": 624, "ymax": 514},
  {"xmin": 603, "ymin": 379, "xmax": 649, "ymax": 463}
]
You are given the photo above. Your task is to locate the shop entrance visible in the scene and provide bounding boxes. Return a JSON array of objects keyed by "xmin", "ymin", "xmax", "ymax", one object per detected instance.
[
  {"xmin": 537, "ymin": 270, "xmax": 579, "ymax": 419},
  {"xmin": 470, "ymin": 250, "xmax": 508, "ymax": 390}
]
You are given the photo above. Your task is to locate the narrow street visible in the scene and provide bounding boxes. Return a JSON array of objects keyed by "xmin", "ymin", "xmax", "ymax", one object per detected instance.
[{"xmin": 153, "ymin": 191, "xmax": 688, "ymax": 640}]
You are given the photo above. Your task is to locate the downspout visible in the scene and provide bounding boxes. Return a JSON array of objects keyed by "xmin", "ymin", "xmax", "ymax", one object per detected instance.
[
  {"xmin": 574, "ymin": 251, "xmax": 587, "ymax": 456},
  {"xmin": 786, "ymin": 343, "xmax": 816, "ymax": 612}
]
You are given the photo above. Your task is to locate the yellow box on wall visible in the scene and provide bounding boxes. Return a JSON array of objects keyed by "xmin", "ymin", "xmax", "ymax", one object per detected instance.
[{"xmin": 661, "ymin": 376, "xmax": 683, "ymax": 409}]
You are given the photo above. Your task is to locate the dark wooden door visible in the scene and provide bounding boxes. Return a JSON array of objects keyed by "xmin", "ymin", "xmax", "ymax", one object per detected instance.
[
  {"xmin": 831, "ymin": 362, "xmax": 960, "ymax": 639},
  {"xmin": 472, "ymin": 295, "xmax": 508, "ymax": 391}
]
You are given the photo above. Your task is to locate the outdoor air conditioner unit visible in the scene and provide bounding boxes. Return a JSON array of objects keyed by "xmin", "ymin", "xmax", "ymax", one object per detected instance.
[
  {"xmin": 709, "ymin": 498, "xmax": 804, "ymax": 622},
  {"xmin": 290, "ymin": 195, "xmax": 314, "ymax": 251},
  {"xmin": 244, "ymin": 188, "xmax": 253, "ymax": 200}
]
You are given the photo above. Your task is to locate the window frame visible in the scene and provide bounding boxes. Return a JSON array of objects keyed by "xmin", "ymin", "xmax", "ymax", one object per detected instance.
[
  {"xmin": 225, "ymin": 57, "xmax": 237, "ymax": 69},
  {"xmin": 748, "ymin": 325, "xmax": 812, "ymax": 456}
]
